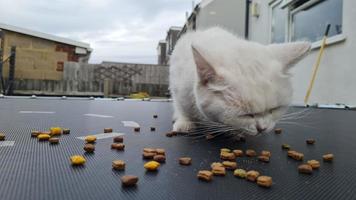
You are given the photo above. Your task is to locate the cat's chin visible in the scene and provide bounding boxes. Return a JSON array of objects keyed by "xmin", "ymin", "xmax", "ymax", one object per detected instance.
[{"xmin": 173, "ymin": 119, "xmax": 194, "ymax": 132}]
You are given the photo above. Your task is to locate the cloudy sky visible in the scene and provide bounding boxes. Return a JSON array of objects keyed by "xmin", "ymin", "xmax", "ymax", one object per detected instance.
[{"xmin": 0, "ymin": 0, "xmax": 194, "ymax": 64}]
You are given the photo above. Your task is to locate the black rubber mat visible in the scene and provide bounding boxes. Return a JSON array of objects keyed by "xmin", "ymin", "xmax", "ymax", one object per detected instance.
[{"xmin": 0, "ymin": 98, "xmax": 355, "ymax": 200}]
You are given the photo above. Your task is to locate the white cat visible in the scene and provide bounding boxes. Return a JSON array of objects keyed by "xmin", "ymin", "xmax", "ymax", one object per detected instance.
[{"xmin": 169, "ymin": 27, "xmax": 310, "ymax": 135}]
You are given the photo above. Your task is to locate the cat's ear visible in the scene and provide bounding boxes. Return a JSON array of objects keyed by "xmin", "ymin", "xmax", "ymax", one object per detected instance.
[
  {"xmin": 192, "ymin": 45, "xmax": 217, "ymax": 85},
  {"xmin": 268, "ymin": 42, "xmax": 311, "ymax": 69}
]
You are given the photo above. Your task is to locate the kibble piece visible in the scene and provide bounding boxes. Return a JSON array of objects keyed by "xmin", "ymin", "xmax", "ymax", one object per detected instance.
[
  {"xmin": 212, "ymin": 166, "xmax": 226, "ymax": 176},
  {"xmin": 258, "ymin": 155, "xmax": 270, "ymax": 163},
  {"xmin": 70, "ymin": 155, "xmax": 86, "ymax": 166},
  {"xmin": 220, "ymin": 152, "xmax": 236, "ymax": 160},
  {"xmin": 306, "ymin": 139, "xmax": 316, "ymax": 145},
  {"xmin": 220, "ymin": 148, "xmax": 231, "ymax": 153},
  {"xmin": 150, "ymin": 127, "xmax": 156, "ymax": 131},
  {"xmin": 298, "ymin": 164, "xmax": 312, "ymax": 174},
  {"xmin": 153, "ymin": 155, "xmax": 166, "ymax": 163},
  {"xmin": 156, "ymin": 148, "xmax": 165, "ymax": 155},
  {"xmin": 211, "ymin": 162, "xmax": 224, "ymax": 168},
  {"xmin": 245, "ymin": 149, "xmax": 257, "ymax": 157},
  {"xmin": 143, "ymin": 148, "xmax": 157, "ymax": 153},
  {"xmin": 144, "ymin": 161, "xmax": 160, "ymax": 171},
  {"xmin": 0, "ymin": 133, "xmax": 5, "ymax": 141},
  {"xmin": 83, "ymin": 144, "xmax": 95, "ymax": 153},
  {"xmin": 233, "ymin": 149, "xmax": 244, "ymax": 157},
  {"xmin": 49, "ymin": 137, "xmax": 59, "ymax": 144},
  {"xmin": 153, "ymin": 115, "xmax": 158, "ymax": 118},
  {"xmin": 50, "ymin": 127, "xmax": 62, "ymax": 136},
  {"xmin": 197, "ymin": 170, "xmax": 213, "ymax": 182},
  {"xmin": 257, "ymin": 176, "xmax": 273, "ymax": 188},
  {"xmin": 104, "ymin": 128, "xmax": 113, "ymax": 133},
  {"xmin": 179, "ymin": 157, "xmax": 192, "ymax": 165},
  {"xmin": 288, "ymin": 150, "xmax": 304, "ymax": 161},
  {"xmin": 112, "ymin": 160, "xmax": 125, "ymax": 170},
  {"xmin": 31, "ymin": 131, "xmax": 40, "ymax": 138},
  {"xmin": 85, "ymin": 135, "xmax": 97, "ymax": 143},
  {"xmin": 113, "ymin": 136, "xmax": 123, "ymax": 143},
  {"xmin": 121, "ymin": 175, "xmax": 138, "ymax": 187},
  {"xmin": 166, "ymin": 132, "xmax": 173, "ymax": 137},
  {"xmin": 62, "ymin": 129, "xmax": 70, "ymax": 135},
  {"xmin": 142, "ymin": 152, "xmax": 156, "ymax": 159},
  {"xmin": 134, "ymin": 127, "xmax": 140, "ymax": 132},
  {"xmin": 274, "ymin": 128, "xmax": 282, "ymax": 134},
  {"xmin": 307, "ymin": 160, "xmax": 320, "ymax": 169},
  {"xmin": 246, "ymin": 170, "xmax": 260, "ymax": 182},
  {"xmin": 37, "ymin": 134, "xmax": 50, "ymax": 141},
  {"xmin": 222, "ymin": 161, "xmax": 237, "ymax": 170},
  {"xmin": 234, "ymin": 169, "xmax": 247, "ymax": 178},
  {"xmin": 282, "ymin": 144, "xmax": 291, "ymax": 150},
  {"xmin": 323, "ymin": 154, "xmax": 334, "ymax": 162},
  {"xmin": 112, "ymin": 143, "xmax": 125, "ymax": 151},
  {"xmin": 261, "ymin": 150, "xmax": 271, "ymax": 157}
]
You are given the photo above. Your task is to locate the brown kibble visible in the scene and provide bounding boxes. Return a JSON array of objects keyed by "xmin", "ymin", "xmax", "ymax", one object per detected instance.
[
  {"xmin": 211, "ymin": 162, "xmax": 224, "ymax": 168},
  {"xmin": 121, "ymin": 175, "xmax": 138, "ymax": 187},
  {"xmin": 155, "ymin": 148, "xmax": 165, "ymax": 155},
  {"xmin": 233, "ymin": 149, "xmax": 244, "ymax": 157},
  {"xmin": 62, "ymin": 129, "xmax": 70, "ymax": 134},
  {"xmin": 150, "ymin": 127, "xmax": 156, "ymax": 131},
  {"xmin": 220, "ymin": 152, "xmax": 236, "ymax": 160},
  {"xmin": 222, "ymin": 161, "xmax": 237, "ymax": 170},
  {"xmin": 112, "ymin": 160, "xmax": 125, "ymax": 170},
  {"xmin": 111, "ymin": 143, "xmax": 125, "ymax": 150},
  {"xmin": 113, "ymin": 136, "xmax": 123, "ymax": 143},
  {"xmin": 0, "ymin": 133, "xmax": 5, "ymax": 141},
  {"xmin": 134, "ymin": 127, "xmax": 140, "ymax": 132},
  {"xmin": 142, "ymin": 152, "xmax": 156, "ymax": 159},
  {"xmin": 220, "ymin": 148, "xmax": 231, "ymax": 153},
  {"xmin": 212, "ymin": 166, "xmax": 226, "ymax": 176},
  {"xmin": 307, "ymin": 160, "xmax": 320, "ymax": 169},
  {"xmin": 31, "ymin": 131, "xmax": 40, "ymax": 138},
  {"xmin": 153, "ymin": 155, "xmax": 166, "ymax": 163},
  {"xmin": 143, "ymin": 148, "xmax": 157, "ymax": 153},
  {"xmin": 258, "ymin": 155, "xmax": 270, "ymax": 163},
  {"xmin": 274, "ymin": 128, "xmax": 282, "ymax": 134},
  {"xmin": 306, "ymin": 139, "xmax": 315, "ymax": 145},
  {"xmin": 197, "ymin": 170, "xmax": 213, "ymax": 182},
  {"xmin": 49, "ymin": 137, "xmax": 59, "ymax": 144},
  {"xmin": 257, "ymin": 176, "xmax": 273, "ymax": 188},
  {"xmin": 298, "ymin": 164, "xmax": 313, "ymax": 174},
  {"xmin": 288, "ymin": 150, "xmax": 304, "ymax": 161},
  {"xmin": 323, "ymin": 154, "xmax": 334, "ymax": 162},
  {"xmin": 245, "ymin": 149, "xmax": 257, "ymax": 157},
  {"xmin": 104, "ymin": 128, "xmax": 113, "ymax": 133},
  {"xmin": 282, "ymin": 144, "xmax": 291, "ymax": 150},
  {"xmin": 83, "ymin": 144, "xmax": 95, "ymax": 153},
  {"xmin": 246, "ymin": 170, "xmax": 260, "ymax": 182},
  {"xmin": 179, "ymin": 157, "xmax": 192, "ymax": 165},
  {"xmin": 261, "ymin": 150, "xmax": 271, "ymax": 157}
]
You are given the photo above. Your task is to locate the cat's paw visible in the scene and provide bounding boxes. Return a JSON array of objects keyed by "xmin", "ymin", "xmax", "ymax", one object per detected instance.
[{"xmin": 173, "ymin": 119, "xmax": 194, "ymax": 132}]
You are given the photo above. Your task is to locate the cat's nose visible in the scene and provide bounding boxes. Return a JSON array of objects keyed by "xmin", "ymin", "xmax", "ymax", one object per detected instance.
[{"xmin": 256, "ymin": 125, "xmax": 266, "ymax": 133}]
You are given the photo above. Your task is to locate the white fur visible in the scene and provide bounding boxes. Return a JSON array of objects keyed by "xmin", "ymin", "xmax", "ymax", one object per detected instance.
[{"xmin": 169, "ymin": 27, "xmax": 310, "ymax": 135}]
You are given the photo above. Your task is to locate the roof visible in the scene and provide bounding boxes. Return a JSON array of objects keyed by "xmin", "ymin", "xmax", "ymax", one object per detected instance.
[{"xmin": 0, "ymin": 22, "xmax": 91, "ymax": 50}]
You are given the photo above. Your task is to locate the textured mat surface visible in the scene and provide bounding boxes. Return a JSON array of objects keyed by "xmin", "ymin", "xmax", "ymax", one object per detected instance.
[{"xmin": 0, "ymin": 98, "xmax": 355, "ymax": 200}]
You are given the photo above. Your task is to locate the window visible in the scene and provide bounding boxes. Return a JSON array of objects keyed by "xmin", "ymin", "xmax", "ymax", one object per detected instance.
[
  {"xmin": 271, "ymin": 0, "xmax": 287, "ymax": 43},
  {"xmin": 291, "ymin": 0, "xmax": 343, "ymax": 42}
]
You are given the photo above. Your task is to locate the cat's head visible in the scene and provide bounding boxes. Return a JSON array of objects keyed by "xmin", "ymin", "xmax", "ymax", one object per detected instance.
[{"xmin": 192, "ymin": 41, "xmax": 310, "ymax": 135}]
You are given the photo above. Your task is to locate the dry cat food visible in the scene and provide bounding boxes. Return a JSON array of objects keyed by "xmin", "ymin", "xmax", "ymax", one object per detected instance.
[
  {"xmin": 179, "ymin": 157, "xmax": 192, "ymax": 165},
  {"xmin": 233, "ymin": 149, "xmax": 244, "ymax": 157},
  {"xmin": 155, "ymin": 148, "xmax": 165, "ymax": 155},
  {"xmin": 234, "ymin": 169, "xmax": 247, "ymax": 178},
  {"xmin": 143, "ymin": 152, "xmax": 156, "ymax": 159},
  {"xmin": 282, "ymin": 144, "xmax": 291, "ymax": 150},
  {"xmin": 0, "ymin": 133, "xmax": 5, "ymax": 141},
  {"xmin": 212, "ymin": 166, "xmax": 226, "ymax": 176},
  {"xmin": 211, "ymin": 162, "xmax": 223, "ymax": 168},
  {"xmin": 50, "ymin": 127, "xmax": 62, "ymax": 136},
  {"xmin": 222, "ymin": 161, "xmax": 237, "ymax": 170},
  {"xmin": 261, "ymin": 150, "xmax": 271, "ymax": 157},
  {"xmin": 323, "ymin": 154, "xmax": 334, "ymax": 162},
  {"xmin": 274, "ymin": 128, "xmax": 282, "ymax": 134},
  {"xmin": 134, "ymin": 127, "xmax": 140, "ymax": 132},
  {"xmin": 121, "ymin": 175, "xmax": 138, "ymax": 187},
  {"xmin": 220, "ymin": 148, "xmax": 231, "ymax": 153},
  {"xmin": 112, "ymin": 160, "xmax": 125, "ymax": 170},
  {"xmin": 104, "ymin": 128, "xmax": 113, "ymax": 133},
  {"xmin": 150, "ymin": 127, "xmax": 156, "ymax": 131},
  {"xmin": 298, "ymin": 164, "xmax": 312, "ymax": 174},
  {"xmin": 245, "ymin": 149, "xmax": 257, "ymax": 157},
  {"xmin": 31, "ymin": 131, "xmax": 40, "ymax": 138},
  {"xmin": 111, "ymin": 143, "xmax": 125, "ymax": 151},
  {"xmin": 70, "ymin": 155, "xmax": 86, "ymax": 166},
  {"xmin": 197, "ymin": 170, "xmax": 213, "ymax": 182},
  {"xmin": 257, "ymin": 176, "xmax": 273, "ymax": 188},
  {"xmin": 113, "ymin": 136, "xmax": 123, "ymax": 143},
  {"xmin": 287, "ymin": 150, "xmax": 304, "ymax": 161},
  {"xmin": 144, "ymin": 161, "xmax": 160, "ymax": 171},
  {"xmin": 37, "ymin": 134, "xmax": 50, "ymax": 141},
  {"xmin": 307, "ymin": 160, "xmax": 320, "ymax": 169},
  {"xmin": 246, "ymin": 170, "xmax": 260, "ymax": 182},
  {"xmin": 85, "ymin": 135, "xmax": 97, "ymax": 143},
  {"xmin": 258, "ymin": 155, "xmax": 270, "ymax": 163},
  {"xmin": 153, "ymin": 115, "xmax": 158, "ymax": 118},
  {"xmin": 153, "ymin": 155, "xmax": 166, "ymax": 163},
  {"xmin": 220, "ymin": 152, "xmax": 236, "ymax": 160},
  {"xmin": 306, "ymin": 139, "xmax": 315, "ymax": 145},
  {"xmin": 49, "ymin": 137, "xmax": 59, "ymax": 144},
  {"xmin": 83, "ymin": 144, "xmax": 95, "ymax": 153},
  {"xmin": 62, "ymin": 128, "xmax": 70, "ymax": 135}
]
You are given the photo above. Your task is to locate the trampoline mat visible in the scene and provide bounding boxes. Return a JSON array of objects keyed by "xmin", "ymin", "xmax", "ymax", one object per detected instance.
[{"xmin": 0, "ymin": 98, "xmax": 356, "ymax": 200}]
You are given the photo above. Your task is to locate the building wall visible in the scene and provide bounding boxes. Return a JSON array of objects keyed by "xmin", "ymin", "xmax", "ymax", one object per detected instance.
[
  {"xmin": 248, "ymin": 0, "xmax": 355, "ymax": 105},
  {"xmin": 2, "ymin": 30, "xmax": 89, "ymax": 81}
]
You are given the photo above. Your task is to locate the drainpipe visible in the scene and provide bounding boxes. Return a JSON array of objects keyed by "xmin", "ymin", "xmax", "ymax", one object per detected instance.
[{"xmin": 245, "ymin": 0, "xmax": 251, "ymax": 39}]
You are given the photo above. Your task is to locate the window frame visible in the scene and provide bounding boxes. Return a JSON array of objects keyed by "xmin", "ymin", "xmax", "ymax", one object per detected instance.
[{"xmin": 269, "ymin": 0, "xmax": 289, "ymax": 44}]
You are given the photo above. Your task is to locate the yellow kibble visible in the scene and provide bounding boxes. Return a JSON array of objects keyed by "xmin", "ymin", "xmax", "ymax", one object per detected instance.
[
  {"xmin": 70, "ymin": 155, "xmax": 86, "ymax": 165},
  {"xmin": 50, "ymin": 127, "xmax": 62, "ymax": 135},
  {"xmin": 144, "ymin": 161, "xmax": 160, "ymax": 171},
  {"xmin": 85, "ymin": 135, "xmax": 97, "ymax": 143},
  {"xmin": 37, "ymin": 134, "xmax": 51, "ymax": 141}
]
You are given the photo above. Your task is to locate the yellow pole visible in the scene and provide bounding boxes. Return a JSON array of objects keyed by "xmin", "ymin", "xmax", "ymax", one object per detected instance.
[{"xmin": 304, "ymin": 24, "xmax": 331, "ymax": 105}]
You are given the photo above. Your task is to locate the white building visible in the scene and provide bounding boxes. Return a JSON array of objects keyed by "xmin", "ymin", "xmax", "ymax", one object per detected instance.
[{"xmin": 179, "ymin": 0, "xmax": 353, "ymax": 105}]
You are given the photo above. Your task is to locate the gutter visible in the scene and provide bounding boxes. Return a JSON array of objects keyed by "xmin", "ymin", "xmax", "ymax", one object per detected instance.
[{"xmin": 245, "ymin": 0, "xmax": 250, "ymax": 39}]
